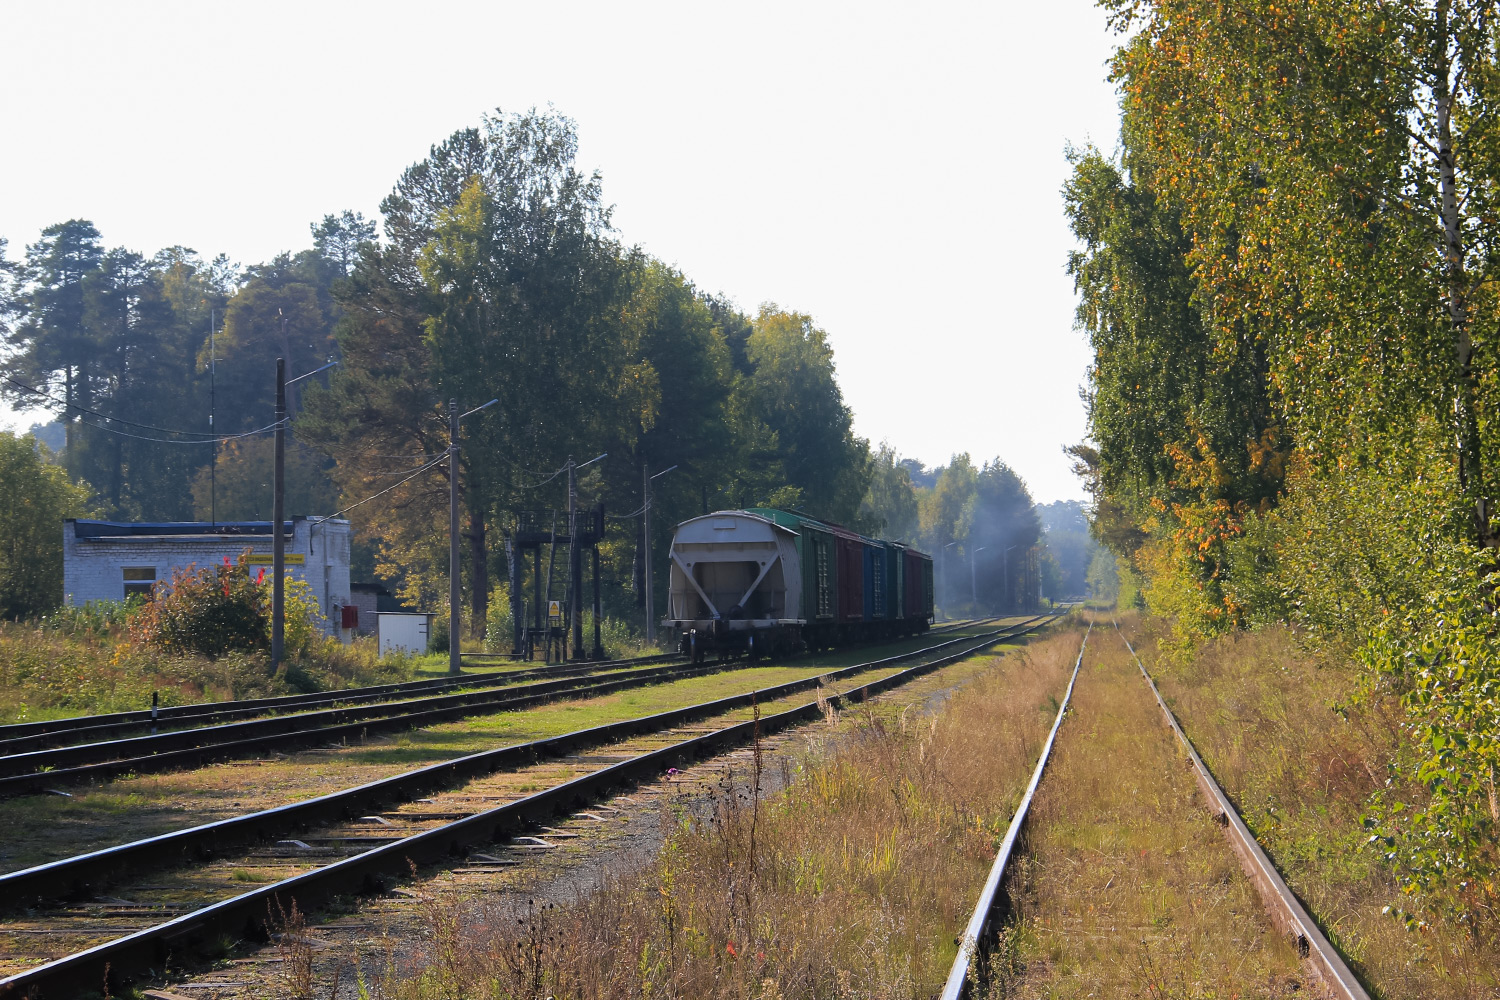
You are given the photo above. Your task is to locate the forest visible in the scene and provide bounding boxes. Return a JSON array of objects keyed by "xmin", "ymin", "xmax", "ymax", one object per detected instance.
[
  {"xmin": 1073, "ymin": 0, "xmax": 1500, "ymax": 937},
  {"xmin": 0, "ymin": 109, "xmax": 1072, "ymax": 632}
]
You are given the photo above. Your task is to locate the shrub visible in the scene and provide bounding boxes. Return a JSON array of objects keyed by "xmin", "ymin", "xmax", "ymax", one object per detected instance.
[
  {"xmin": 127, "ymin": 553, "xmax": 268, "ymax": 658},
  {"xmin": 1362, "ymin": 548, "xmax": 1500, "ymax": 932}
]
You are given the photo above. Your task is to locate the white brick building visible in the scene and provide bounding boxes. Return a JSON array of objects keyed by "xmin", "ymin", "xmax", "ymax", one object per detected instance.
[{"xmin": 63, "ymin": 518, "xmax": 352, "ymax": 635}]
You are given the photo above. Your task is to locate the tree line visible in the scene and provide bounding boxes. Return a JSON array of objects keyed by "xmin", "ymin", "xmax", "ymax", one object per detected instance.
[
  {"xmin": 1073, "ymin": 0, "xmax": 1500, "ymax": 932},
  {"xmin": 1, "ymin": 108, "xmax": 1073, "ymax": 628}
]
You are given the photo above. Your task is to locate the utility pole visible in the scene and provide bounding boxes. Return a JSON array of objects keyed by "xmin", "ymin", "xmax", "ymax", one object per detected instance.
[
  {"xmin": 444, "ymin": 397, "xmax": 496, "ymax": 673},
  {"xmin": 940, "ymin": 541, "xmax": 957, "ymax": 620},
  {"xmin": 209, "ymin": 309, "xmax": 217, "ymax": 526},
  {"xmin": 269, "ymin": 355, "xmax": 338, "ymax": 673},
  {"xmin": 643, "ymin": 464, "xmax": 652, "ymax": 643},
  {"xmin": 643, "ymin": 463, "xmax": 677, "ymax": 643},
  {"xmin": 972, "ymin": 546, "xmax": 986, "ymax": 610},
  {"xmin": 569, "ymin": 456, "xmax": 583, "ymax": 661},
  {"xmin": 448, "ymin": 399, "xmax": 461, "ymax": 674},
  {"xmin": 271, "ymin": 357, "xmax": 286, "ymax": 672},
  {"xmin": 1002, "ymin": 543, "xmax": 1019, "ymax": 613}
]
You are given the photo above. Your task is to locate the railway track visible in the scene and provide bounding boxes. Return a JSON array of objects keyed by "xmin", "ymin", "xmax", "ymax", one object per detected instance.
[
  {"xmin": 0, "ymin": 658, "xmax": 726, "ymax": 797},
  {"xmin": 1, "ymin": 622, "xmax": 1017, "ymax": 797},
  {"xmin": 941, "ymin": 617, "xmax": 1370, "ymax": 1000},
  {"xmin": 942, "ymin": 621, "xmax": 1090, "ymax": 999},
  {"xmin": 1113, "ymin": 620, "xmax": 1370, "ymax": 1000},
  {"xmin": 0, "ymin": 651, "xmax": 681, "ymax": 749},
  {"xmin": 0, "ymin": 613, "xmax": 1057, "ymax": 997}
]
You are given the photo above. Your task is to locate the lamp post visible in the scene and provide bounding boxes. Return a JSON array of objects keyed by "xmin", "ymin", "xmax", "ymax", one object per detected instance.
[
  {"xmin": 1002, "ymin": 543, "xmax": 1019, "ymax": 613},
  {"xmin": 568, "ymin": 452, "xmax": 607, "ymax": 660},
  {"xmin": 971, "ymin": 546, "xmax": 987, "ymax": 610},
  {"xmin": 643, "ymin": 463, "xmax": 677, "ymax": 643},
  {"xmin": 940, "ymin": 541, "xmax": 958, "ymax": 620},
  {"xmin": 447, "ymin": 397, "xmax": 498, "ymax": 674}
]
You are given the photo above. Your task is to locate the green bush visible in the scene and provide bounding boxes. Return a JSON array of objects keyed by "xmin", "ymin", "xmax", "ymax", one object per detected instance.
[
  {"xmin": 1361, "ymin": 548, "xmax": 1500, "ymax": 930},
  {"xmin": 127, "ymin": 553, "xmax": 268, "ymax": 657}
]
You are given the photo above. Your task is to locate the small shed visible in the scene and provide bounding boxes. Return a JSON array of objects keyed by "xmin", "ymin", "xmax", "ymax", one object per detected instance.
[{"xmin": 377, "ymin": 612, "xmax": 433, "ymax": 657}]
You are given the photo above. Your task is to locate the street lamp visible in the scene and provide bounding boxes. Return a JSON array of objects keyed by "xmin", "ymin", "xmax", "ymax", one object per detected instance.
[
  {"xmin": 447, "ymin": 397, "xmax": 498, "ymax": 674},
  {"xmin": 1002, "ymin": 543, "xmax": 1020, "ymax": 613},
  {"xmin": 971, "ymin": 546, "xmax": 987, "ymax": 610},
  {"xmin": 567, "ymin": 451, "xmax": 607, "ymax": 660},
  {"xmin": 940, "ymin": 541, "xmax": 958, "ymax": 620},
  {"xmin": 643, "ymin": 463, "xmax": 677, "ymax": 642}
]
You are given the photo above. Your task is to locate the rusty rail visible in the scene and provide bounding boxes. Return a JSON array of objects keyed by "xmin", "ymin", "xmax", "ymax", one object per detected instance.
[
  {"xmin": 940, "ymin": 621, "xmax": 1090, "ymax": 999},
  {"xmin": 1114, "ymin": 620, "xmax": 1371, "ymax": 1000}
]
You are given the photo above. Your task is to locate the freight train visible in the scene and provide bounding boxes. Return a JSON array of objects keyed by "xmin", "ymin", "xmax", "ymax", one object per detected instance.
[{"xmin": 662, "ymin": 507, "xmax": 934, "ymax": 661}]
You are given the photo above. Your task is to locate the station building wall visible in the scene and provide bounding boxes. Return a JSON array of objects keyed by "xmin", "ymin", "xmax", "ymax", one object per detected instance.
[{"xmin": 62, "ymin": 518, "xmax": 352, "ymax": 636}]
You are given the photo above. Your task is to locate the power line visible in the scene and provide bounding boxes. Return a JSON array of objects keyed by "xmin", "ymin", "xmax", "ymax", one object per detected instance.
[
  {"xmin": 3, "ymin": 373, "xmax": 227, "ymax": 438},
  {"xmin": 63, "ymin": 413, "xmax": 283, "ymax": 446},
  {"xmin": 312, "ymin": 454, "xmax": 448, "ymax": 525},
  {"xmin": 513, "ymin": 463, "xmax": 569, "ymax": 490}
]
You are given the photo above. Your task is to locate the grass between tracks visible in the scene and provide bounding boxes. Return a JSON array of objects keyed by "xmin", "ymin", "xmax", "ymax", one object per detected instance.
[
  {"xmin": 0, "ymin": 625, "xmax": 1021, "ymax": 875},
  {"xmin": 1125, "ymin": 615, "xmax": 1500, "ymax": 1000},
  {"xmin": 365, "ymin": 622, "xmax": 1080, "ymax": 1000},
  {"xmin": 996, "ymin": 616, "xmax": 1307, "ymax": 998}
]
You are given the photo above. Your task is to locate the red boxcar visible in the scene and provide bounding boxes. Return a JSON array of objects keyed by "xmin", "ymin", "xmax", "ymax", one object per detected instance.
[
  {"xmin": 833, "ymin": 527, "xmax": 865, "ymax": 623},
  {"xmin": 904, "ymin": 548, "xmax": 926, "ymax": 624}
]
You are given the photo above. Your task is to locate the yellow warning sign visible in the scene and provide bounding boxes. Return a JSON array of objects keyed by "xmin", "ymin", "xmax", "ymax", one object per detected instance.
[
  {"xmin": 548, "ymin": 600, "xmax": 562, "ymax": 627},
  {"xmin": 245, "ymin": 553, "xmax": 305, "ymax": 565}
]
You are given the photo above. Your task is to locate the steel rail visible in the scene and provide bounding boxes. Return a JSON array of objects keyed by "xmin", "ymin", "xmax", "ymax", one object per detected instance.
[
  {"xmin": 0, "ymin": 615, "xmax": 1058, "ymax": 998},
  {"xmin": 1113, "ymin": 620, "xmax": 1371, "ymax": 1000},
  {"xmin": 0, "ymin": 657, "xmax": 678, "ymax": 756},
  {"xmin": 0, "ymin": 659, "xmax": 731, "ymax": 795},
  {"xmin": 0, "ymin": 616, "xmax": 1051, "ymax": 909},
  {"xmin": 941, "ymin": 621, "xmax": 1091, "ymax": 1000},
  {"xmin": 0, "ymin": 626, "xmax": 1014, "ymax": 777},
  {"xmin": 0, "ymin": 652, "xmax": 682, "ymax": 745}
]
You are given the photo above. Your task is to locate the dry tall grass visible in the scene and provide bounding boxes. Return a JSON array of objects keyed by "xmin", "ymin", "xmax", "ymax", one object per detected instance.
[
  {"xmin": 0, "ymin": 618, "xmax": 418, "ymax": 723},
  {"xmin": 1132, "ymin": 616, "xmax": 1500, "ymax": 999},
  {"xmin": 369, "ymin": 625, "xmax": 1086, "ymax": 1000}
]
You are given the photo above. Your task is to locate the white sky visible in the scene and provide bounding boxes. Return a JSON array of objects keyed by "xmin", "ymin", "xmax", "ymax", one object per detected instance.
[{"xmin": 0, "ymin": 0, "xmax": 1122, "ymax": 503}]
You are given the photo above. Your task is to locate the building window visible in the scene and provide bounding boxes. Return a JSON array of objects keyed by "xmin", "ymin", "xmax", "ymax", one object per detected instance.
[{"xmin": 123, "ymin": 567, "xmax": 156, "ymax": 598}]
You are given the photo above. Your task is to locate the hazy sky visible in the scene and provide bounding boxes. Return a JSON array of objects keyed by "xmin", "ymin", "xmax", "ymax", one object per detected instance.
[{"xmin": 0, "ymin": 1, "xmax": 1122, "ymax": 503}]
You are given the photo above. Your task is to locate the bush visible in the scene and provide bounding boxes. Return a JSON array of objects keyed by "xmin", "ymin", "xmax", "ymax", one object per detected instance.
[
  {"xmin": 1361, "ymin": 548, "xmax": 1500, "ymax": 932},
  {"xmin": 128, "ymin": 553, "xmax": 268, "ymax": 657}
]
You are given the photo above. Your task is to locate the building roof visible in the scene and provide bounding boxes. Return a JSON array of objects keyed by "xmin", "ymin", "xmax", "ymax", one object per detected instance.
[{"xmin": 67, "ymin": 518, "xmax": 347, "ymax": 540}]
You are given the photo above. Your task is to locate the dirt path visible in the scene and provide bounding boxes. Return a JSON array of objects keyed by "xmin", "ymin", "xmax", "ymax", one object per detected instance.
[{"xmin": 999, "ymin": 620, "xmax": 1313, "ymax": 998}]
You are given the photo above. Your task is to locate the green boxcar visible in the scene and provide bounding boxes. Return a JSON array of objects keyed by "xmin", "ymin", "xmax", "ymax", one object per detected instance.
[
  {"xmin": 746, "ymin": 508, "xmax": 837, "ymax": 629},
  {"xmin": 884, "ymin": 541, "xmax": 904, "ymax": 621}
]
